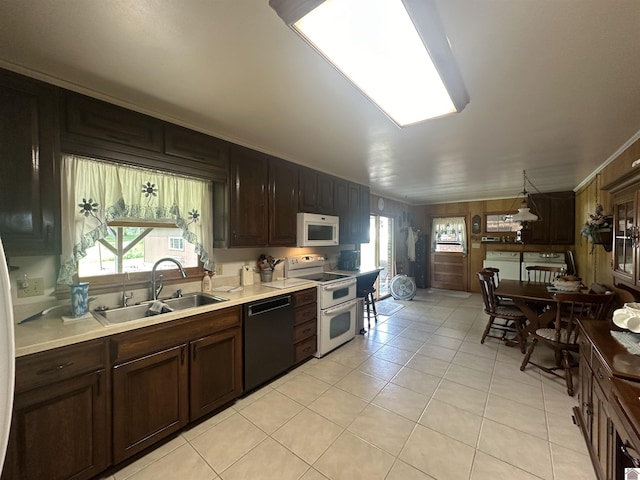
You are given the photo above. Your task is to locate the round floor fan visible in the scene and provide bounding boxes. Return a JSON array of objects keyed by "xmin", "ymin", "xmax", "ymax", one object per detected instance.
[{"xmin": 389, "ymin": 274, "xmax": 416, "ymax": 301}]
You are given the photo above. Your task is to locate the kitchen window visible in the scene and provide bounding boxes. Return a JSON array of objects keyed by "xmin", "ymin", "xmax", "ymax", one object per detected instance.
[
  {"xmin": 58, "ymin": 154, "xmax": 214, "ymax": 286},
  {"xmin": 431, "ymin": 217, "xmax": 467, "ymax": 253}
]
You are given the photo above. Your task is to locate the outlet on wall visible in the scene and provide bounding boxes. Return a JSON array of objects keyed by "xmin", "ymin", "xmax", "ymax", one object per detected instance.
[{"xmin": 17, "ymin": 277, "xmax": 44, "ymax": 297}]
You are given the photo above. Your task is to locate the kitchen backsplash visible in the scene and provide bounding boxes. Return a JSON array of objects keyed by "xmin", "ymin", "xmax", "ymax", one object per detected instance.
[{"xmin": 8, "ymin": 245, "xmax": 348, "ymax": 319}]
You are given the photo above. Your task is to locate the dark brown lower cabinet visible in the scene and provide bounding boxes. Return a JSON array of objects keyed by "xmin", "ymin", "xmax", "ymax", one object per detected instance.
[
  {"xmin": 111, "ymin": 306, "xmax": 242, "ymax": 464},
  {"xmin": 2, "ymin": 340, "xmax": 109, "ymax": 480},
  {"xmin": 190, "ymin": 327, "xmax": 242, "ymax": 421},
  {"xmin": 112, "ymin": 345, "xmax": 189, "ymax": 463}
]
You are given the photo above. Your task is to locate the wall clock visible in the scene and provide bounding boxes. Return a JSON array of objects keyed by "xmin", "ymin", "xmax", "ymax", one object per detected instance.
[{"xmin": 378, "ymin": 198, "xmax": 384, "ymax": 211}]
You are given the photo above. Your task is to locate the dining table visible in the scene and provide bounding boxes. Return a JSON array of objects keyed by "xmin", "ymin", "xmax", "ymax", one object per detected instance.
[{"xmin": 494, "ymin": 279, "xmax": 558, "ymax": 338}]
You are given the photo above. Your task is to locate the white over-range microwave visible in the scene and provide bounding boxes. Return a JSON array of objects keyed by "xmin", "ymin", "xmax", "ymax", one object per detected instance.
[{"xmin": 297, "ymin": 213, "xmax": 339, "ymax": 247}]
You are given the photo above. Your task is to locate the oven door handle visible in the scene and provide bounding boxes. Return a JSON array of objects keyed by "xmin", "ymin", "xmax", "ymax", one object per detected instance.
[
  {"xmin": 324, "ymin": 300, "xmax": 356, "ymax": 316},
  {"xmin": 323, "ymin": 279, "xmax": 357, "ymax": 291}
]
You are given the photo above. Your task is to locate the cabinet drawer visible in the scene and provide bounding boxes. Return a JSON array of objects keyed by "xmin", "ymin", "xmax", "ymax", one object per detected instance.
[
  {"xmin": 15, "ymin": 339, "xmax": 107, "ymax": 393},
  {"xmin": 294, "ymin": 335, "xmax": 317, "ymax": 363},
  {"xmin": 293, "ymin": 288, "xmax": 316, "ymax": 308},
  {"xmin": 294, "ymin": 302, "xmax": 316, "ymax": 326},
  {"xmin": 111, "ymin": 306, "xmax": 241, "ymax": 363},
  {"xmin": 63, "ymin": 91, "xmax": 163, "ymax": 151},
  {"xmin": 294, "ymin": 319, "xmax": 317, "ymax": 343},
  {"xmin": 592, "ymin": 350, "xmax": 612, "ymax": 399}
]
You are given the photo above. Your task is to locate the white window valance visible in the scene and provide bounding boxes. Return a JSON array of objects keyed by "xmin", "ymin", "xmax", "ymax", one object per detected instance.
[
  {"xmin": 431, "ymin": 216, "xmax": 467, "ymax": 253},
  {"xmin": 57, "ymin": 154, "xmax": 214, "ymax": 284}
]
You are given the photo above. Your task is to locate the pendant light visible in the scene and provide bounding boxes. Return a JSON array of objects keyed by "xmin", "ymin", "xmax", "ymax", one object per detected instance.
[{"xmin": 511, "ymin": 170, "xmax": 539, "ymax": 225}]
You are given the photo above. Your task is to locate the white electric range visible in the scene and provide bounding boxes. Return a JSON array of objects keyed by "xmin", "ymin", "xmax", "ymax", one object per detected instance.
[{"xmin": 285, "ymin": 255, "xmax": 357, "ymax": 357}]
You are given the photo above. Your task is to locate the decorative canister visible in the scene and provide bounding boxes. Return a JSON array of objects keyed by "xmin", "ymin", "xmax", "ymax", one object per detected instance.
[{"xmin": 70, "ymin": 282, "xmax": 90, "ymax": 317}]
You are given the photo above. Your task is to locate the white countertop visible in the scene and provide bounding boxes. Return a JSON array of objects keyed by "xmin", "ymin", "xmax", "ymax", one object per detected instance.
[{"xmin": 14, "ymin": 281, "xmax": 316, "ymax": 358}]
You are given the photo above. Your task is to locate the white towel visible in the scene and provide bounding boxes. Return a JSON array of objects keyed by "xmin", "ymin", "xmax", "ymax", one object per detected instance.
[{"xmin": 407, "ymin": 228, "xmax": 417, "ymax": 261}]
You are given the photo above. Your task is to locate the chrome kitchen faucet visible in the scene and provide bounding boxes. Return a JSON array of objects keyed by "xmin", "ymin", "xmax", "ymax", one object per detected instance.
[{"xmin": 151, "ymin": 258, "xmax": 187, "ymax": 300}]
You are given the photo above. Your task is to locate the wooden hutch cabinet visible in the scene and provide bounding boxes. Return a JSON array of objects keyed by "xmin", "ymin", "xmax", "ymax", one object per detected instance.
[
  {"xmin": 575, "ymin": 320, "xmax": 640, "ymax": 480},
  {"xmin": 603, "ymin": 171, "xmax": 640, "ymax": 291}
]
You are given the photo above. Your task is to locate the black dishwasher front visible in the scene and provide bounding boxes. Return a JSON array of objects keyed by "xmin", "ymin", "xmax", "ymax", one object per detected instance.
[{"xmin": 243, "ymin": 294, "xmax": 294, "ymax": 392}]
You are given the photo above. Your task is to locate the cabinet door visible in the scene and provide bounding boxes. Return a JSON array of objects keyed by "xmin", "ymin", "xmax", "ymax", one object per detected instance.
[
  {"xmin": 334, "ymin": 179, "xmax": 349, "ymax": 244},
  {"xmin": 593, "ymin": 379, "xmax": 611, "ymax": 480},
  {"xmin": 0, "ymin": 70, "xmax": 60, "ymax": 255},
  {"xmin": 357, "ymin": 184, "xmax": 371, "ymax": 244},
  {"xmin": 317, "ymin": 173, "xmax": 335, "ymax": 215},
  {"xmin": 163, "ymin": 124, "xmax": 229, "ymax": 180},
  {"xmin": 268, "ymin": 157, "xmax": 298, "ymax": 246},
  {"xmin": 612, "ymin": 197, "xmax": 635, "ymax": 283},
  {"xmin": 579, "ymin": 358, "xmax": 593, "ymax": 440},
  {"xmin": 229, "ymin": 145, "xmax": 268, "ymax": 246},
  {"xmin": 525, "ymin": 195, "xmax": 550, "ymax": 244},
  {"xmin": 549, "ymin": 192, "xmax": 575, "ymax": 244},
  {"xmin": 112, "ymin": 344, "xmax": 188, "ymax": 463},
  {"xmin": 190, "ymin": 327, "xmax": 242, "ymax": 421},
  {"xmin": 525, "ymin": 192, "xmax": 575, "ymax": 245},
  {"xmin": 2, "ymin": 370, "xmax": 108, "ymax": 480},
  {"xmin": 298, "ymin": 166, "xmax": 319, "ymax": 213},
  {"xmin": 63, "ymin": 91, "xmax": 163, "ymax": 152},
  {"xmin": 299, "ymin": 168, "xmax": 334, "ymax": 214}
]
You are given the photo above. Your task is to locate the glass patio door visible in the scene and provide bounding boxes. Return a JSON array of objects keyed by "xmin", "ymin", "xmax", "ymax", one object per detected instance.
[{"xmin": 361, "ymin": 215, "xmax": 394, "ymax": 299}]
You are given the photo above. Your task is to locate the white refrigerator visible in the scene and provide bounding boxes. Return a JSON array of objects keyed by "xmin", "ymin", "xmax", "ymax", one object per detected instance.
[{"xmin": 0, "ymin": 238, "xmax": 15, "ymax": 472}]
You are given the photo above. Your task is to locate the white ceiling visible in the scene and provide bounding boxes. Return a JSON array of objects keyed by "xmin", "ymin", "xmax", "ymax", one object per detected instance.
[{"xmin": 1, "ymin": 0, "xmax": 640, "ymax": 205}]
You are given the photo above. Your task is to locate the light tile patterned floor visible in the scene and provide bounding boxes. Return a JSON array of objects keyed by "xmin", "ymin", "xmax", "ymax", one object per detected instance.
[{"xmin": 102, "ymin": 289, "xmax": 595, "ymax": 480}]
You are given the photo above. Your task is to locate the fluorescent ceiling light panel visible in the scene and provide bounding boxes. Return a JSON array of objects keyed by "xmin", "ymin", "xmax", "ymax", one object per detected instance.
[{"xmin": 269, "ymin": 0, "xmax": 469, "ymax": 126}]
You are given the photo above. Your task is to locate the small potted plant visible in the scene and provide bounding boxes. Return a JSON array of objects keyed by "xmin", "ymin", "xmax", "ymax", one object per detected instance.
[{"xmin": 580, "ymin": 204, "xmax": 613, "ymax": 252}]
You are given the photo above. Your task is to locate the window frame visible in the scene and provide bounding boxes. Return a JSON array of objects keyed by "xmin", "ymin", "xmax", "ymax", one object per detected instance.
[
  {"xmin": 484, "ymin": 212, "xmax": 521, "ymax": 233},
  {"xmin": 55, "ymin": 219, "xmax": 204, "ymax": 298}
]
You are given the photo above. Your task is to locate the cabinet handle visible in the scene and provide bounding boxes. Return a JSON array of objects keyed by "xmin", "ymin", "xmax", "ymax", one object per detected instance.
[
  {"xmin": 621, "ymin": 442, "xmax": 640, "ymax": 468},
  {"xmin": 180, "ymin": 346, "xmax": 185, "ymax": 365},
  {"xmin": 303, "ymin": 346, "xmax": 312, "ymax": 353},
  {"xmin": 96, "ymin": 371, "xmax": 102, "ymax": 396},
  {"xmin": 302, "ymin": 328, "xmax": 312, "ymax": 335},
  {"xmin": 597, "ymin": 368, "xmax": 604, "ymax": 380},
  {"xmin": 192, "ymin": 345, "xmax": 197, "ymax": 362},
  {"xmin": 37, "ymin": 361, "xmax": 74, "ymax": 375}
]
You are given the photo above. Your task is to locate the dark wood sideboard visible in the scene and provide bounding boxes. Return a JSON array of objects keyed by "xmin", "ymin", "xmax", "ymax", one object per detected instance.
[{"xmin": 575, "ymin": 319, "xmax": 640, "ymax": 479}]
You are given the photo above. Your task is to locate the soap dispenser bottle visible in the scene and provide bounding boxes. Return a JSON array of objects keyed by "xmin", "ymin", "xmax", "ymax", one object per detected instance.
[{"xmin": 202, "ymin": 272, "xmax": 212, "ymax": 291}]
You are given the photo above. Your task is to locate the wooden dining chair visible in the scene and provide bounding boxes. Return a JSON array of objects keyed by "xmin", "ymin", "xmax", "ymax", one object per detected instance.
[
  {"xmin": 519, "ymin": 291, "xmax": 615, "ymax": 396},
  {"xmin": 483, "ymin": 267, "xmax": 515, "ymax": 306},
  {"xmin": 477, "ymin": 270, "xmax": 527, "ymax": 352},
  {"xmin": 525, "ymin": 265, "xmax": 563, "ymax": 284}
]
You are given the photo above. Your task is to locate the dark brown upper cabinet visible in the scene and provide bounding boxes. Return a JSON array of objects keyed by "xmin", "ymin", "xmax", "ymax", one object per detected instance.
[
  {"xmin": 334, "ymin": 178, "xmax": 370, "ymax": 244},
  {"xmin": 524, "ymin": 191, "xmax": 575, "ymax": 245},
  {"xmin": 299, "ymin": 166, "xmax": 334, "ymax": 215},
  {"xmin": 163, "ymin": 124, "xmax": 229, "ymax": 181},
  {"xmin": 62, "ymin": 90, "xmax": 163, "ymax": 152},
  {"xmin": 0, "ymin": 69, "xmax": 61, "ymax": 256},
  {"xmin": 229, "ymin": 145, "xmax": 269, "ymax": 247},
  {"xmin": 268, "ymin": 157, "xmax": 299, "ymax": 246}
]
